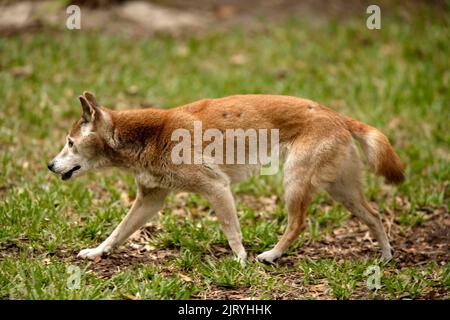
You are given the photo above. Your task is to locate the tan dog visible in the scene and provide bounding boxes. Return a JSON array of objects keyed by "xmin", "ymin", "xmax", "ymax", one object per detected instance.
[{"xmin": 48, "ymin": 92, "xmax": 404, "ymax": 264}]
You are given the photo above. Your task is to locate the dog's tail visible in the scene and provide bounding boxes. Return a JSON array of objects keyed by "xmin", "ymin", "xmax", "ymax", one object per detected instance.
[{"xmin": 344, "ymin": 116, "xmax": 405, "ymax": 184}]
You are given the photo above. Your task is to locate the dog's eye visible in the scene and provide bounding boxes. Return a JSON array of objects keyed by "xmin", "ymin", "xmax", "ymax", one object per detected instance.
[{"xmin": 68, "ymin": 139, "xmax": 74, "ymax": 148}]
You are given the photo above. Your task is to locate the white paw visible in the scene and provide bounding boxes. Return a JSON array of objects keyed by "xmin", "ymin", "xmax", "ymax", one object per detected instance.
[
  {"xmin": 256, "ymin": 249, "xmax": 281, "ymax": 264},
  {"xmin": 77, "ymin": 246, "xmax": 107, "ymax": 260},
  {"xmin": 236, "ymin": 252, "xmax": 247, "ymax": 267}
]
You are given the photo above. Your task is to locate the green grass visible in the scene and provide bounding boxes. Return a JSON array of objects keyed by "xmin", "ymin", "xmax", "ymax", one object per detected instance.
[{"xmin": 0, "ymin": 8, "xmax": 449, "ymax": 299}]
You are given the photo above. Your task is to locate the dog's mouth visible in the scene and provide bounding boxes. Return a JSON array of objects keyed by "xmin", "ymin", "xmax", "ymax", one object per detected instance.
[{"xmin": 61, "ymin": 165, "xmax": 81, "ymax": 180}]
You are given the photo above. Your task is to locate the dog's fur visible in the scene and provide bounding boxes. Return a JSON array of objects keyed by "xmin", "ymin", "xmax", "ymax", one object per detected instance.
[{"xmin": 48, "ymin": 92, "xmax": 404, "ymax": 264}]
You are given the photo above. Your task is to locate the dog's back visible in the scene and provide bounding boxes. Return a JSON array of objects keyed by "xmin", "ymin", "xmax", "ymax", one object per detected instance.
[{"xmin": 163, "ymin": 94, "xmax": 404, "ymax": 184}]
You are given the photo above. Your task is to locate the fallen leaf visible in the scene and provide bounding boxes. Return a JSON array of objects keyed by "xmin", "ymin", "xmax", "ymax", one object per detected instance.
[
  {"xmin": 122, "ymin": 293, "xmax": 137, "ymax": 300},
  {"xmin": 11, "ymin": 65, "xmax": 33, "ymax": 77},
  {"xmin": 230, "ymin": 53, "xmax": 247, "ymax": 65},
  {"xmin": 179, "ymin": 274, "xmax": 193, "ymax": 282}
]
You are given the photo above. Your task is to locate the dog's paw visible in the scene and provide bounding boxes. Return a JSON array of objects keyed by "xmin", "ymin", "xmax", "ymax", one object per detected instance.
[
  {"xmin": 381, "ymin": 249, "xmax": 393, "ymax": 264},
  {"xmin": 77, "ymin": 247, "xmax": 108, "ymax": 260},
  {"xmin": 256, "ymin": 250, "xmax": 281, "ymax": 264},
  {"xmin": 235, "ymin": 252, "xmax": 247, "ymax": 267}
]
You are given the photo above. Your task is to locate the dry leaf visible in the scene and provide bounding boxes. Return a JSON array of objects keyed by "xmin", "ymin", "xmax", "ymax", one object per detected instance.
[
  {"xmin": 179, "ymin": 274, "xmax": 193, "ymax": 282},
  {"xmin": 11, "ymin": 65, "xmax": 33, "ymax": 77},
  {"xmin": 122, "ymin": 293, "xmax": 137, "ymax": 300},
  {"xmin": 129, "ymin": 243, "xmax": 142, "ymax": 250},
  {"xmin": 230, "ymin": 53, "xmax": 247, "ymax": 65}
]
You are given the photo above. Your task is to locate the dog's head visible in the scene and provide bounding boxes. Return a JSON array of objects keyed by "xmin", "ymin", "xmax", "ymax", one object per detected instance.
[{"xmin": 48, "ymin": 91, "xmax": 112, "ymax": 180}]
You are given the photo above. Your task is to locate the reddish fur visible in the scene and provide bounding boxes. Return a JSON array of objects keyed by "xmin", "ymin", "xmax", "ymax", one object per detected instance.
[
  {"xmin": 70, "ymin": 94, "xmax": 404, "ymax": 184},
  {"xmin": 344, "ymin": 117, "xmax": 405, "ymax": 184}
]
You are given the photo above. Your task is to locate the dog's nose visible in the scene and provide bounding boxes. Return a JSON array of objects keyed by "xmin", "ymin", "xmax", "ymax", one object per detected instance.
[{"xmin": 47, "ymin": 162, "xmax": 55, "ymax": 172}]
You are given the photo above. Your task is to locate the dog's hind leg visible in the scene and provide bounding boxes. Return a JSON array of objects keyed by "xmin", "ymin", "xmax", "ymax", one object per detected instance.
[
  {"xmin": 257, "ymin": 149, "xmax": 315, "ymax": 263},
  {"xmin": 78, "ymin": 185, "xmax": 168, "ymax": 260},
  {"xmin": 325, "ymin": 145, "xmax": 392, "ymax": 260}
]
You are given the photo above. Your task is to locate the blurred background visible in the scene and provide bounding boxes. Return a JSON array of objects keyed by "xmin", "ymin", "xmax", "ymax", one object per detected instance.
[{"xmin": 1, "ymin": 0, "xmax": 448, "ymax": 36}]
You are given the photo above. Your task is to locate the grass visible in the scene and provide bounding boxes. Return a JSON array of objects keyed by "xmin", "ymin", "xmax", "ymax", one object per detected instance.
[{"xmin": 0, "ymin": 7, "xmax": 449, "ymax": 299}]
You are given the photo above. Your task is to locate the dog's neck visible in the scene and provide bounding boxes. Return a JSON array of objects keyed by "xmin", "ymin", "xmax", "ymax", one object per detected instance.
[{"xmin": 105, "ymin": 108, "xmax": 168, "ymax": 168}]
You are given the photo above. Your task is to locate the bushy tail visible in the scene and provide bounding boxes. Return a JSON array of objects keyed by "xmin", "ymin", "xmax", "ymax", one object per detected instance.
[{"xmin": 344, "ymin": 116, "xmax": 405, "ymax": 184}]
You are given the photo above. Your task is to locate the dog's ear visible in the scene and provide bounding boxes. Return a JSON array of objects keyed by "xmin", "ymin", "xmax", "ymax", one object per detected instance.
[
  {"xmin": 79, "ymin": 95, "xmax": 97, "ymax": 123},
  {"xmin": 83, "ymin": 91, "xmax": 100, "ymax": 109}
]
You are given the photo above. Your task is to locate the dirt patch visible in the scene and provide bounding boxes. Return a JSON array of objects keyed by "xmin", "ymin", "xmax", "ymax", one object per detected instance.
[
  {"xmin": 274, "ymin": 206, "xmax": 449, "ymax": 268},
  {"xmin": 394, "ymin": 210, "xmax": 449, "ymax": 267},
  {"xmin": 80, "ymin": 248, "xmax": 176, "ymax": 279}
]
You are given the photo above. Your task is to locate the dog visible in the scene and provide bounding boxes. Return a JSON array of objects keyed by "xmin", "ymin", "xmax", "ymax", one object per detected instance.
[{"xmin": 48, "ymin": 92, "xmax": 404, "ymax": 264}]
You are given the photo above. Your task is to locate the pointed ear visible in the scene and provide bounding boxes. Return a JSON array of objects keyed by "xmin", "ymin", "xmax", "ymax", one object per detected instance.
[
  {"xmin": 83, "ymin": 91, "xmax": 100, "ymax": 109},
  {"xmin": 79, "ymin": 95, "xmax": 96, "ymax": 122}
]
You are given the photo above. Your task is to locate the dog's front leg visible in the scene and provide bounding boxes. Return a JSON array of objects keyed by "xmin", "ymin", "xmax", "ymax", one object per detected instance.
[
  {"xmin": 203, "ymin": 184, "xmax": 247, "ymax": 266},
  {"xmin": 78, "ymin": 186, "xmax": 168, "ymax": 260}
]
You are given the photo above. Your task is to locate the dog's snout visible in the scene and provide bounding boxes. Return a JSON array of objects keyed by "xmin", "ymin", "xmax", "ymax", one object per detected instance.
[{"xmin": 47, "ymin": 161, "xmax": 55, "ymax": 172}]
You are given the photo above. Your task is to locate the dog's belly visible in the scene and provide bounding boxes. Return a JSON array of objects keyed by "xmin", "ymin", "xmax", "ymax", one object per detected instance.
[
  {"xmin": 220, "ymin": 164, "xmax": 261, "ymax": 184},
  {"xmin": 218, "ymin": 144, "xmax": 288, "ymax": 184}
]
